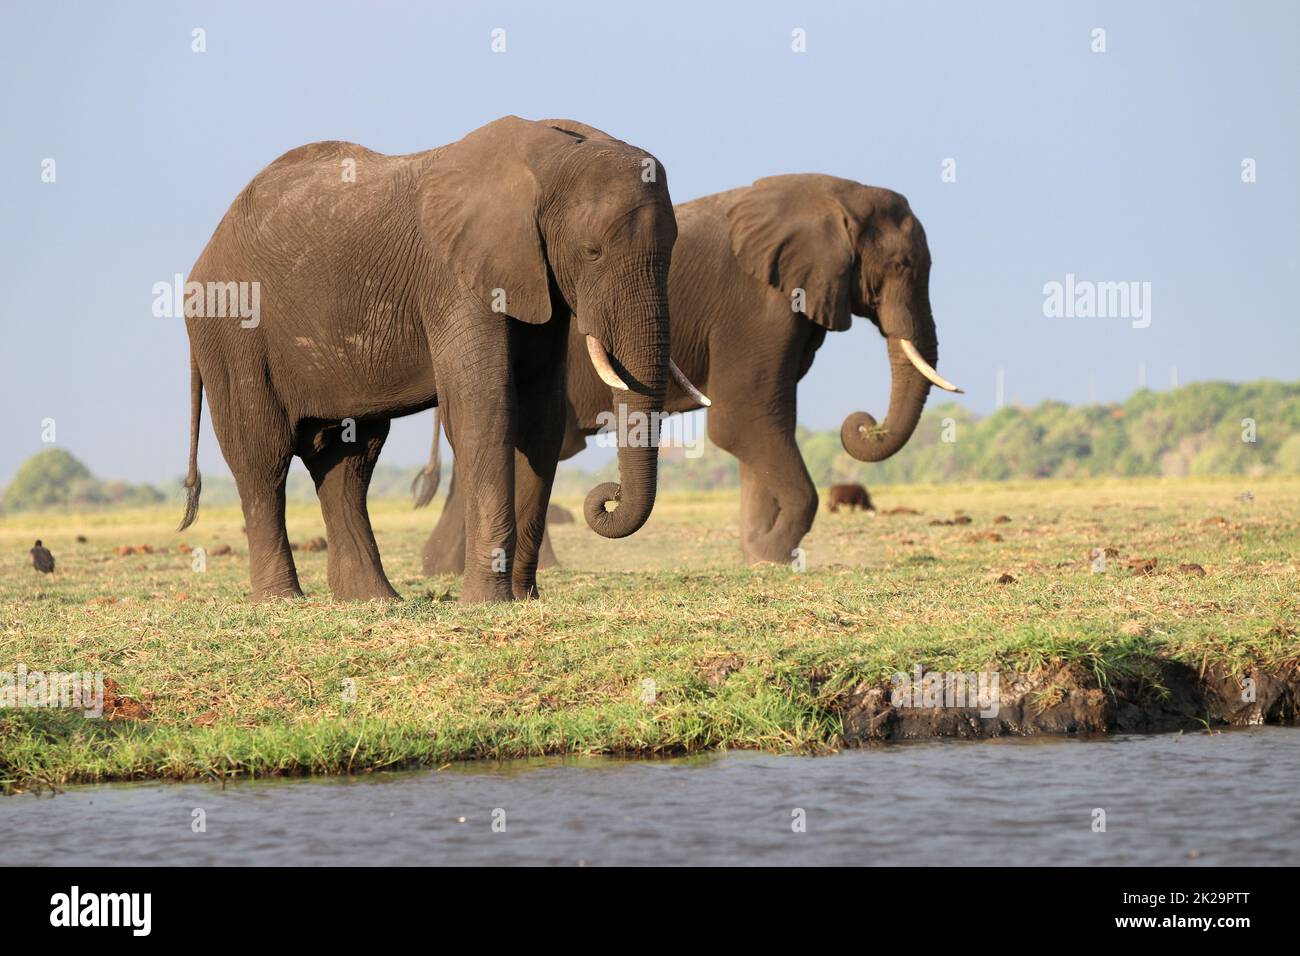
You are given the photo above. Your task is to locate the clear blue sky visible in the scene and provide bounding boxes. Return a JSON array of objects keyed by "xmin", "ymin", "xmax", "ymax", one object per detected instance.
[{"xmin": 1, "ymin": 0, "xmax": 1296, "ymax": 485}]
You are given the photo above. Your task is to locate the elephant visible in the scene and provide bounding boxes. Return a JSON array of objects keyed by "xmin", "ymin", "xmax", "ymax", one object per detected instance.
[
  {"xmin": 827, "ymin": 483, "xmax": 875, "ymax": 513},
  {"xmin": 420, "ymin": 170, "xmax": 960, "ymax": 572},
  {"xmin": 176, "ymin": 115, "xmax": 704, "ymax": 603}
]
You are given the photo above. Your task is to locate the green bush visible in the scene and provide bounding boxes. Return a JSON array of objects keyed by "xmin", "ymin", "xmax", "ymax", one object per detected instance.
[{"xmin": 1, "ymin": 449, "xmax": 164, "ymax": 514}]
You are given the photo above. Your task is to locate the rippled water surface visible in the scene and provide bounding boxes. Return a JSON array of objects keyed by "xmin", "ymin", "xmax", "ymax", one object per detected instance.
[{"xmin": 5, "ymin": 727, "xmax": 1298, "ymax": 865}]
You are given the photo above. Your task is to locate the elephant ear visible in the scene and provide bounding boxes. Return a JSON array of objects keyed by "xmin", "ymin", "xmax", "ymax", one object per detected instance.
[
  {"xmin": 418, "ymin": 116, "xmax": 552, "ymax": 325},
  {"xmin": 725, "ymin": 178, "xmax": 855, "ymax": 331}
]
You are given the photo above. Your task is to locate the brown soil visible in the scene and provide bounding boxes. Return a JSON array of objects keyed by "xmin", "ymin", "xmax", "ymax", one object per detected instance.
[
  {"xmin": 102, "ymin": 678, "xmax": 151, "ymax": 721},
  {"xmin": 929, "ymin": 515, "xmax": 973, "ymax": 526},
  {"xmin": 837, "ymin": 661, "xmax": 1300, "ymax": 742}
]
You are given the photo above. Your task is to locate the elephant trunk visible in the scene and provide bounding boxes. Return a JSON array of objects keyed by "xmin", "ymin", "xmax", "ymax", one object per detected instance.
[
  {"xmin": 584, "ymin": 395, "xmax": 661, "ymax": 538},
  {"xmin": 840, "ymin": 307, "xmax": 938, "ymax": 462},
  {"xmin": 583, "ymin": 266, "xmax": 669, "ymax": 539}
]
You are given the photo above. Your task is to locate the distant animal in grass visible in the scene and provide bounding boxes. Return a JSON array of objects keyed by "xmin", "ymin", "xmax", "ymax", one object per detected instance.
[
  {"xmin": 827, "ymin": 483, "xmax": 875, "ymax": 513},
  {"xmin": 30, "ymin": 540, "xmax": 55, "ymax": 574}
]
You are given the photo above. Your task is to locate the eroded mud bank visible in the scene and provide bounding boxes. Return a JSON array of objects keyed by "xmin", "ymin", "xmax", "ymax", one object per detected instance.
[{"xmin": 838, "ymin": 662, "xmax": 1300, "ymax": 742}]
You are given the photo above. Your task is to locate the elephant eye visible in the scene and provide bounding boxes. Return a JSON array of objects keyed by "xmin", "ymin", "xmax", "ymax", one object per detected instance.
[{"xmin": 581, "ymin": 244, "xmax": 603, "ymax": 262}]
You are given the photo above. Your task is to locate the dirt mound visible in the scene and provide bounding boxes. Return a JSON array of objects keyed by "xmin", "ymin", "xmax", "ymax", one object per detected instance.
[
  {"xmin": 837, "ymin": 661, "xmax": 1299, "ymax": 742},
  {"xmin": 102, "ymin": 678, "xmax": 151, "ymax": 721}
]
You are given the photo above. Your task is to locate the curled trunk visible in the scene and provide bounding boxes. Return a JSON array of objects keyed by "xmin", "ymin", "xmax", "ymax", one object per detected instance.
[
  {"xmin": 841, "ymin": 329, "xmax": 936, "ymax": 462},
  {"xmin": 584, "ymin": 383, "xmax": 663, "ymax": 539}
]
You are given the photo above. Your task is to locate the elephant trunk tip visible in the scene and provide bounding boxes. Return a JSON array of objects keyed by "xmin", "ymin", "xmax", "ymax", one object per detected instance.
[
  {"xmin": 840, "ymin": 410, "xmax": 915, "ymax": 463},
  {"xmin": 583, "ymin": 480, "xmax": 651, "ymax": 539}
]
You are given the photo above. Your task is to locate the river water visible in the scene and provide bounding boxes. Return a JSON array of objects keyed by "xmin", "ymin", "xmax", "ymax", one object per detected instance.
[{"xmin": 4, "ymin": 727, "xmax": 1297, "ymax": 866}]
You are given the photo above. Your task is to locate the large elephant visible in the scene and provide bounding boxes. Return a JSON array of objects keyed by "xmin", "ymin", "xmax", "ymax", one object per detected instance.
[
  {"xmin": 421, "ymin": 172, "xmax": 960, "ymax": 571},
  {"xmin": 177, "ymin": 115, "xmax": 700, "ymax": 602}
]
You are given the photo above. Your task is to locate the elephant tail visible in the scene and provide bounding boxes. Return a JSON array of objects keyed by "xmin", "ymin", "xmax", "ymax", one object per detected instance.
[
  {"xmin": 177, "ymin": 353, "xmax": 203, "ymax": 532},
  {"xmin": 410, "ymin": 406, "xmax": 442, "ymax": 509}
]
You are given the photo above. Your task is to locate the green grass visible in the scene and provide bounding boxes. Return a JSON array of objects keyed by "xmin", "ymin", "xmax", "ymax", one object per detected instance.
[{"xmin": 2, "ymin": 476, "xmax": 1297, "ymax": 792}]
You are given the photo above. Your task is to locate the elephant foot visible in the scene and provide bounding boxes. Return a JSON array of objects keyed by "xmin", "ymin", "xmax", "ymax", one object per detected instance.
[
  {"xmin": 513, "ymin": 578, "xmax": 540, "ymax": 600},
  {"xmin": 742, "ymin": 536, "xmax": 806, "ymax": 567},
  {"xmin": 422, "ymin": 530, "xmax": 466, "ymax": 576},
  {"xmin": 329, "ymin": 577, "xmax": 401, "ymax": 602},
  {"xmin": 423, "ymin": 552, "xmax": 466, "ymax": 576},
  {"xmin": 250, "ymin": 583, "xmax": 305, "ymax": 602},
  {"xmin": 460, "ymin": 575, "xmax": 514, "ymax": 604}
]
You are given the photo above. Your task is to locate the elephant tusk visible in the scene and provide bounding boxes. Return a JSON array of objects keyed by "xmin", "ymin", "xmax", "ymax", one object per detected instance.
[
  {"xmin": 669, "ymin": 359, "xmax": 711, "ymax": 407},
  {"xmin": 586, "ymin": 335, "xmax": 629, "ymax": 391},
  {"xmin": 900, "ymin": 339, "xmax": 963, "ymax": 393}
]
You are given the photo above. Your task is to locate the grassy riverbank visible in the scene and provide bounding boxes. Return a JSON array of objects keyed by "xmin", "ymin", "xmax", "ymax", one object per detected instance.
[{"xmin": 2, "ymin": 476, "xmax": 1297, "ymax": 792}]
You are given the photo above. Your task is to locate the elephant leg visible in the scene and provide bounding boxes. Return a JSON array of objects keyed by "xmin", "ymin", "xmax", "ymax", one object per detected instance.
[
  {"xmin": 302, "ymin": 420, "xmax": 399, "ymax": 601},
  {"xmin": 511, "ymin": 449, "xmax": 552, "ymax": 599},
  {"xmin": 736, "ymin": 447, "xmax": 818, "ymax": 565},
  {"xmin": 458, "ymin": 436, "xmax": 516, "ymax": 604},
  {"xmin": 213, "ymin": 402, "xmax": 301, "ymax": 601},
  {"xmin": 437, "ymin": 383, "xmax": 516, "ymax": 603},
  {"xmin": 709, "ymin": 372, "xmax": 817, "ymax": 566},
  {"xmin": 738, "ymin": 465, "xmax": 783, "ymax": 563},
  {"xmin": 510, "ymin": 380, "xmax": 565, "ymax": 599},
  {"xmin": 422, "ymin": 464, "xmax": 467, "ymax": 576},
  {"xmin": 713, "ymin": 402, "xmax": 817, "ymax": 565},
  {"xmin": 537, "ymin": 527, "xmax": 560, "ymax": 569}
]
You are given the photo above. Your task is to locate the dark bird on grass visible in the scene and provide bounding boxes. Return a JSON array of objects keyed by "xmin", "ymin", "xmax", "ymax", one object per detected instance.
[{"xmin": 30, "ymin": 540, "xmax": 55, "ymax": 574}]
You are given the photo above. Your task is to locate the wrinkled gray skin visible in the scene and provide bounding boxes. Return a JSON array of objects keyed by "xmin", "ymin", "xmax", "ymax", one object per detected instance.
[
  {"xmin": 178, "ymin": 116, "xmax": 677, "ymax": 602},
  {"xmin": 423, "ymin": 172, "xmax": 943, "ymax": 570}
]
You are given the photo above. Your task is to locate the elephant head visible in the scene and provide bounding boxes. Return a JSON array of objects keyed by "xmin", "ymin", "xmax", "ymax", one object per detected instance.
[
  {"xmin": 419, "ymin": 115, "xmax": 698, "ymax": 538},
  {"xmin": 726, "ymin": 174, "xmax": 961, "ymax": 462}
]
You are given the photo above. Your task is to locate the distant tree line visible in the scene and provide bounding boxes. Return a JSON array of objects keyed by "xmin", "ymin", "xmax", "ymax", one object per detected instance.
[
  {"xmin": 606, "ymin": 379, "xmax": 1300, "ymax": 492},
  {"xmin": 0, "ymin": 449, "xmax": 164, "ymax": 513},
  {"xmin": 4, "ymin": 381, "xmax": 1295, "ymax": 514}
]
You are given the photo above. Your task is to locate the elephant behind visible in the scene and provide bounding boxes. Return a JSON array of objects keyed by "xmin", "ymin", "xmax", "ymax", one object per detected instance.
[
  {"xmin": 421, "ymin": 172, "xmax": 960, "ymax": 572},
  {"xmin": 177, "ymin": 115, "xmax": 702, "ymax": 602}
]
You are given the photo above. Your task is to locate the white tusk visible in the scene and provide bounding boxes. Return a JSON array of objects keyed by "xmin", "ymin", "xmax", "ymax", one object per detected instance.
[
  {"xmin": 900, "ymin": 339, "xmax": 963, "ymax": 393},
  {"xmin": 669, "ymin": 359, "xmax": 711, "ymax": 407},
  {"xmin": 586, "ymin": 335, "xmax": 629, "ymax": 391}
]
